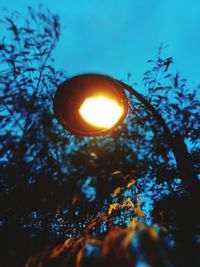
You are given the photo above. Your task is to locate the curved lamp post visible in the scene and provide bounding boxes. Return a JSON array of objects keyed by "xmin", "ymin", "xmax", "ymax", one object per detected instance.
[{"xmin": 53, "ymin": 73, "xmax": 198, "ymax": 191}]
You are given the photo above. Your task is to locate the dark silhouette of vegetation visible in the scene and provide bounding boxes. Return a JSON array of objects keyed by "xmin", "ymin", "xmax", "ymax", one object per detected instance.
[{"xmin": 0, "ymin": 6, "xmax": 199, "ymax": 267}]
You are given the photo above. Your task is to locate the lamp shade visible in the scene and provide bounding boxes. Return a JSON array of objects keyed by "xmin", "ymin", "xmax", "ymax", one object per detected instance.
[{"xmin": 53, "ymin": 74, "xmax": 128, "ymax": 136}]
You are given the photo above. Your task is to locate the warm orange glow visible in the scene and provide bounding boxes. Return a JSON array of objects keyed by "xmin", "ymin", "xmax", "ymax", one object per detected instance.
[{"xmin": 79, "ymin": 96, "xmax": 123, "ymax": 128}]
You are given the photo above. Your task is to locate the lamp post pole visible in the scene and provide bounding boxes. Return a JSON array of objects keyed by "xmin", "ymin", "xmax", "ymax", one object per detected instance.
[{"xmin": 116, "ymin": 80, "xmax": 198, "ymax": 193}]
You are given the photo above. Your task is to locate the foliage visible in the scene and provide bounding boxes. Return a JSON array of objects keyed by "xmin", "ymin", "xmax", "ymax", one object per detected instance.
[
  {"xmin": 0, "ymin": 7, "xmax": 199, "ymax": 267},
  {"xmin": 25, "ymin": 219, "xmax": 170, "ymax": 267},
  {"xmin": 0, "ymin": 6, "xmax": 73, "ymax": 266}
]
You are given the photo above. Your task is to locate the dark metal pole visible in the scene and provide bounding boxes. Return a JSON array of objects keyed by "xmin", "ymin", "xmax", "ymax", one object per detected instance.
[{"xmin": 116, "ymin": 80, "xmax": 198, "ymax": 192}]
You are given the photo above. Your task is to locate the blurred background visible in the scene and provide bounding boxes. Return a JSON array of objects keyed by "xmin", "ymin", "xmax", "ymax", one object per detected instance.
[{"xmin": 0, "ymin": 1, "xmax": 199, "ymax": 267}]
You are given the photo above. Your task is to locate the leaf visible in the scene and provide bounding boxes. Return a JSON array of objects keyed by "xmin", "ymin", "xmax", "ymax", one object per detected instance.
[
  {"xmin": 128, "ymin": 217, "xmax": 137, "ymax": 230},
  {"xmin": 164, "ymin": 74, "xmax": 171, "ymax": 78},
  {"xmin": 112, "ymin": 187, "xmax": 121, "ymax": 197},
  {"xmin": 84, "ymin": 218, "xmax": 98, "ymax": 233},
  {"xmin": 147, "ymin": 226, "xmax": 159, "ymax": 241},
  {"xmin": 25, "ymin": 68, "xmax": 36, "ymax": 72},
  {"xmin": 108, "ymin": 203, "xmax": 121, "ymax": 215},
  {"xmin": 134, "ymin": 204, "xmax": 144, "ymax": 218},
  {"xmin": 50, "ymin": 238, "xmax": 75, "ymax": 259},
  {"xmin": 123, "ymin": 197, "xmax": 134, "ymax": 209},
  {"xmin": 152, "ymin": 86, "xmax": 163, "ymax": 93},
  {"xmin": 127, "ymin": 179, "xmax": 136, "ymax": 189},
  {"xmin": 21, "ymin": 27, "xmax": 34, "ymax": 34},
  {"xmin": 111, "ymin": 170, "xmax": 122, "ymax": 177},
  {"xmin": 6, "ymin": 17, "xmax": 19, "ymax": 39}
]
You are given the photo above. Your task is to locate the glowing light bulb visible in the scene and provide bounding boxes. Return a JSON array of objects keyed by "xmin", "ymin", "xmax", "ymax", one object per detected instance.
[{"xmin": 79, "ymin": 96, "xmax": 123, "ymax": 128}]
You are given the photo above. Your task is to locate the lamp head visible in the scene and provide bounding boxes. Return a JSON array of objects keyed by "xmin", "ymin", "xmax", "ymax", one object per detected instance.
[{"xmin": 53, "ymin": 74, "xmax": 128, "ymax": 136}]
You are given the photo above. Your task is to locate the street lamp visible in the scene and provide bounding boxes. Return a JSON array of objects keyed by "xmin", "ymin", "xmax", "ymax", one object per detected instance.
[
  {"xmin": 53, "ymin": 73, "xmax": 198, "ymax": 191},
  {"xmin": 53, "ymin": 74, "xmax": 128, "ymax": 136}
]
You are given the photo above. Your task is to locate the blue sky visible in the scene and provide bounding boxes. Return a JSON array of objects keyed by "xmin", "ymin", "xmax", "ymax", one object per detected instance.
[{"xmin": 1, "ymin": 0, "xmax": 200, "ymax": 90}]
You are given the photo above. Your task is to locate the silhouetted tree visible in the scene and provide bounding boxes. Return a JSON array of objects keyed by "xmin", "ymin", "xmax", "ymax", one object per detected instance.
[{"xmin": 0, "ymin": 7, "xmax": 199, "ymax": 267}]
